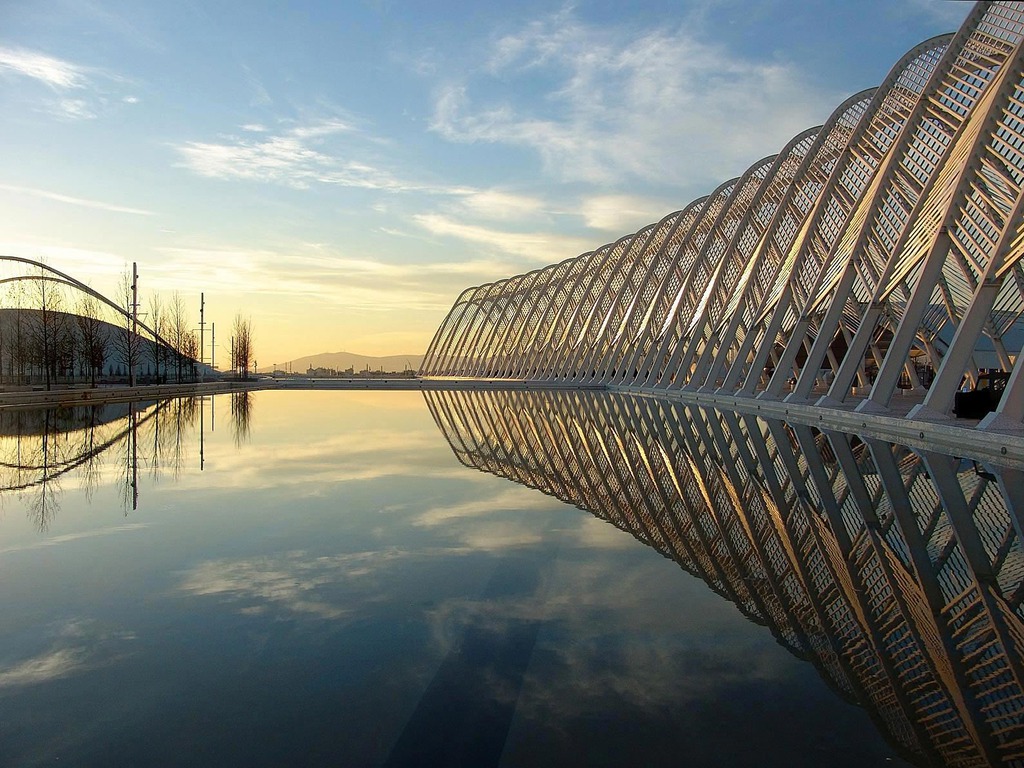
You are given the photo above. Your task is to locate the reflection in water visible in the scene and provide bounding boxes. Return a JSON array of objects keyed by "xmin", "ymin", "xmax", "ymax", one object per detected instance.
[
  {"xmin": 0, "ymin": 394, "xmax": 240, "ymax": 529},
  {"xmin": 424, "ymin": 389, "xmax": 1024, "ymax": 768},
  {"xmin": 230, "ymin": 390, "xmax": 252, "ymax": 446}
]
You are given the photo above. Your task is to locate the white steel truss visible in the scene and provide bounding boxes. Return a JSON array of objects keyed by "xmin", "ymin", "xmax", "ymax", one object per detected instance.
[{"xmin": 421, "ymin": 2, "xmax": 1024, "ymax": 429}]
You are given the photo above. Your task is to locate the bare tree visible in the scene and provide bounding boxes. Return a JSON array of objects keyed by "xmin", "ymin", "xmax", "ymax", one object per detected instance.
[
  {"xmin": 8, "ymin": 282, "xmax": 27, "ymax": 384},
  {"xmin": 111, "ymin": 267, "xmax": 141, "ymax": 385},
  {"xmin": 28, "ymin": 266, "xmax": 69, "ymax": 390},
  {"xmin": 76, "ymin": 293, "xmax": 108, "ymax": 387},
  {"xmin": 169, "ymin": 291, "xmax": 189, "ymax": 383},
  {"xmin": 232, "ymin": 314, "xmax": 253, "ymax": 380},
  {"xmin": 181, "ymin": 331, "xmax": 199, "ymax": 381},
  {"xmin": 147, "ymin": 293, "xmax": 166, "ymax": 383}
]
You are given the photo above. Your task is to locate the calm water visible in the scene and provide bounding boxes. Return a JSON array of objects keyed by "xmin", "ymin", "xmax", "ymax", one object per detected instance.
[{"xmin": 0, "ymin": 390, "xmax": 1009, "ymax": 767}]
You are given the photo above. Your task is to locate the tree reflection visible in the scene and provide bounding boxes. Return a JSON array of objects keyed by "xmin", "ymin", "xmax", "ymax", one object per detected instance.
[
  {"xmin": 0, "ymin": 397, "xmax": 209, "ymax": 530},
  {"xmin": 230, "ymin": 390, "xmax": 252, "ymax": 446}
]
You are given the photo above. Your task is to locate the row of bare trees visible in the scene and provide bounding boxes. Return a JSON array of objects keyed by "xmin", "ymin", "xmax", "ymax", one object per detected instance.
[{"xmin": 0, "ymin": 264, "xmax": 255, "ymax": 388}]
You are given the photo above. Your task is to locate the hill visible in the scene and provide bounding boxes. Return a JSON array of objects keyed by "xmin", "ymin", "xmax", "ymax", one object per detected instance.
[{"xmin": 263, "ymin": 351, "xmax": 424, "ymax": 374}]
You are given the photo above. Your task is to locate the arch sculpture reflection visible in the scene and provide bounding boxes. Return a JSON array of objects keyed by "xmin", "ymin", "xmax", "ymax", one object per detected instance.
[
  {"xmin": 424, "ymin": 388, "xmax": 1024, "ymax": 767},
  {"xmin": 421, "ymin": 2, "xmax": 1024, "ymax": 432}
]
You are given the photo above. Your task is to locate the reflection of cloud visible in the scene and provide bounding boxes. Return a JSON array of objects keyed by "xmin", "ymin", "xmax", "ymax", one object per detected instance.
[
  {"xmin": 170, "ymin": 428, "xmax": 454, "ymax": 493},
  {"xmin": 424, "ymin": 554, "xmax": 796, "ymax": 722},
  {"xmin": 570, "ymin": 515, "xmax": 640, "ymax": 550},
  {"xmin": 178, "ymin": 549, "xmax": 412, "ymax": 619},
  {"xmin": 416, "ymin": 486, "xmax": 557, "ymax": 526},
  {"xmin": 0, "ymin": 523, "xmax": 148, "ymax": 556},
  {"xmin": 0, "ymin": 648, "xmax": 85, "ymax": 688},
  {"xmin": 415, "ymin": 485, "xmax": 569, "ymax": 550},
  {"xmin": 0, "ymin": 618, "xmax": 136, "ymax": 689}
]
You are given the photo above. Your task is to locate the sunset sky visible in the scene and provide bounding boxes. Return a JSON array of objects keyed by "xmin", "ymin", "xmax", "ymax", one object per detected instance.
[{"xmin": 0, "ymin": 0, "xmax": 971, "ymax": 366}]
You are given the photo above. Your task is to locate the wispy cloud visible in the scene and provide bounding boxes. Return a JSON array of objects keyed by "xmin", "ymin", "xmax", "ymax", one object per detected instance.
[
  {"xmin": 430, "ymin": 9, "xmax": 831, "ymax": 190},
  {"xmin": 579, "ymin": 194, "xmax": 678, "ymax": 233},
  {"xmin": 0, "ymin": 183, "xmax": 154, "ymax": 216},
  {"xmin": 0, "ymin": 45, "xmax": 136, "ymax": 120},
  {"xmin": 0, "ymin": 46, "xmax": 87, "ymax": 89},
  {"xmin": 241, "ymin": 62, "xmax": 272, "ymax": 107},
  {"xmin": 412, "ymin": 212, "xmax": 593, "ymax": 262},
  {"xmin": 175, "ymin": 119, "xmax": 414, "ymax": 191},
  {"xmin": 149, "ymin": 243, "xmax": 476, "ymax": 312},
  {"xmin": 456, "ymin": 189, "xmax": 545, "ymax": 221}
]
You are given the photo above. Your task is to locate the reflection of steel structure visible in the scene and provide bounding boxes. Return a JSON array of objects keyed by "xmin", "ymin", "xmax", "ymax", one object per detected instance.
[
  {"xmin": 422, "ymin": 3, "xmax": 1024, "ymax": 430},
  {"xmin": 424, "ymin": 388, "xmax": 1024, "ymax": 767}
]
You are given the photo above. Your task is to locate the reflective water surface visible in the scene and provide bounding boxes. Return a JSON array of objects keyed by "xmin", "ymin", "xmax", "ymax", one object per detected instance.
[{"xmin": 0, "ymin": 390, "xmax": 1020, "ymax": 767}]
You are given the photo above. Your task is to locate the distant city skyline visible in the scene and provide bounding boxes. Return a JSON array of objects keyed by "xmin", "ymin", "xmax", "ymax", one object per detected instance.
[{"xmin": 0, "ymin": 0, "xmax": 971, "ymax": 365}]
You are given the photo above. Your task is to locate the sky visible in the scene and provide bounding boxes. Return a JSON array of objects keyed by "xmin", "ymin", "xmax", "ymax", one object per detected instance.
[{"xmin": 0, "ymin": 0, "xmax": 972, "ymax": 366}]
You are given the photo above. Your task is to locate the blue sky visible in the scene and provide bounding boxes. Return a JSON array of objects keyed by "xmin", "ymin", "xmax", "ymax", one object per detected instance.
[{"xmin": 0, "ymin": 0, "xmax": 971, "ymax": 365}]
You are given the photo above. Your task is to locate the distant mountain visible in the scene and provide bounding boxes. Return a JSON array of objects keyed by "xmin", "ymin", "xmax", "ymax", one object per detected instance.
[{"xmin": 263, "ymin": 351, "xmax": 424, "ymax": 374}]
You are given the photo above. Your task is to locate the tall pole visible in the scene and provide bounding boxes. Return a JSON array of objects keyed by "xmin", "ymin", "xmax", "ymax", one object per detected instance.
[
  {"xmin": 211, "ymin": 322, "xmax": 216, "ymax": 372},
  {"xmin": 131, "ymin": 262, "xmax": 138, "ymax": 387},
  {"xmin": 199, "ymin": 293, "xmax": 205, "ymax": 382}
]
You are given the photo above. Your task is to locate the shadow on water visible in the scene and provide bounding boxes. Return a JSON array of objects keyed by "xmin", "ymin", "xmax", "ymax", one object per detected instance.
[{"xmin": 423, "ymin": 388, "xmax": 1024, "ymax": 768}]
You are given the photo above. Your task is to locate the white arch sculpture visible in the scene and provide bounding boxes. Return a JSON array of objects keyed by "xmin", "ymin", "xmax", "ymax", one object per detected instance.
[{"xmin": 421, "ymin": 2, "xmax": 1024, "ymax": 431}]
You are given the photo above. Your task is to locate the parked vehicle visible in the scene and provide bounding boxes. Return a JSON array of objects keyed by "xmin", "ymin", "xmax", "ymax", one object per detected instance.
[{"xmin": 953, "ymin": 370, "xmax": 1009, "ymax": 419}]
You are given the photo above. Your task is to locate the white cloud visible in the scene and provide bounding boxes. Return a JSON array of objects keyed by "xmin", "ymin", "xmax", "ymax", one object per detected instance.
[
  {"xmin": 56, "ymin": 98, "xmax": 96, "ymax": 120},
  {"xmin": 0, "ymin": 46, "xmax": 87, "ymax": 89},
  {"xmin": 430, "ymin": 10, "xmax": 832, "ymax": 190},
  {"xmin": 0, "ymin": 45, "xmax": 135, "ymax": 120},
  {"xmin": 290, "ymin": 118, "xmax": 355, "ymax": 139},
  {"xmin": 412, "ymin": 212, "xmax": 592, "ymax": 262},
  {"xmin": 580, "ymin": 194, "xmax": 678, "ymax": 233},
  {"xmin": 175, "ymin": 120, "xmax": 413, "ymax": 191},
  {"xmin": 457, "ymin": 189, "xmax": 545, "ymax": 221},
  {"xmin": 148, "ymin": 243, "xmax": 474, "ymax": 311}
]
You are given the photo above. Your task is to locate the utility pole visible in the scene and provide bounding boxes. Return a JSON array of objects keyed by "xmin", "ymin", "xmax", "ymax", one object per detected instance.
[
  {"xmin": 199, "ymin": 293, "xmax": 205, "ymax": 382},
  {"xmin": 130, "ymin": 262, "xmax": 138, "ymax": 387},
  {"xmin": 211, "ymin": 322, "xmax": 216, "ymax": 372}
]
